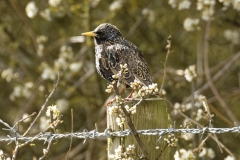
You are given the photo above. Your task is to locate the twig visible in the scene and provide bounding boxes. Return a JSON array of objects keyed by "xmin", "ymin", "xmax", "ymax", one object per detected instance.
[
  {"xmin": 203, "ymin": 97, "xmax": 234, "ymax": 127},
  {"xmin": 65, "ymin": 109, "xmax": 74, "ymax": 160},
  {"xmin": 165, "ymin": 98, "xmax": 236, "ymax": 158},
  {"xmin": 12, "ymin": 142, "xmax": 19, "ymax": 160},
  {"xmin": 125, "ymin": 0, "xmax": 155, "ymax": 38},
  {"xmin": 13, "ymin": 112, "xmax": 37, "ymax": 129},
  {"xmin": 184, "ymin": 51, "xmax": 240, "ymax": 103},
  {"xmin": 23, "ymin": 72, "xmax": 60, "ymax": 136},
  {"xmin": 120, "ymin": 102, "xmax": 149, "ymax": 159},
  {"xmin": 65, "ymin": 68, "xmax": 94, "ymax": 98},
  {"xmin": 203, "ymin": 20, "xmax": 239, "ymax": 124},
  {"xmin": 160, "ymin": 35, "xmax": 172, "ymax": 96},
  {"xmin": 176, "ymin": 110, "xmax": 236, "ymax": 159},
  {"xmin": 39, "ymin": 136, "xmax": 54, "ymax": 160},
  {"xmin": 155, "ymin": 143, "xmax": 168, "ymax": 160}
]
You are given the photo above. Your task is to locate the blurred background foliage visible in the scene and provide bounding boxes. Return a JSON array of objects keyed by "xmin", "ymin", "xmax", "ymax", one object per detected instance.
[{"xmin": 0, "ymin": 0, "xmax": 240, "ymax": 159}]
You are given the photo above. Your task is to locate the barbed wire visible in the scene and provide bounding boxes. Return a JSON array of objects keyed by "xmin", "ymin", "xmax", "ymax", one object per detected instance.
[{"xmin": 1, "ymin": 127, "xmax": 240, "ymax": 144}]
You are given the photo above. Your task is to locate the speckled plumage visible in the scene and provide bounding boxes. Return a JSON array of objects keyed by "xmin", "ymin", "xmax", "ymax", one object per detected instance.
[{"xmin": 82, "ymin": 23, "xmax": 153, "ymax": 87}]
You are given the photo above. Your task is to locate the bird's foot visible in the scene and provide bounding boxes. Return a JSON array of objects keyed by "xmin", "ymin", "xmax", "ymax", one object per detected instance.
[{"xmin": 105, "ymin": 97, "xmax": 116, "ymax": 107}]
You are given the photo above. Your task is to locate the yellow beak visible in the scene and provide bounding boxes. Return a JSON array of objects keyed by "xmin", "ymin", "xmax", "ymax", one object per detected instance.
[{"xmin": 81, "ymin": 31, "xmax": 97, "ymax": 37}]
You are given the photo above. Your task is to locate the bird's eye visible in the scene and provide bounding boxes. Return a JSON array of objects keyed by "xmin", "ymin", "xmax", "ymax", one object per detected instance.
[{"xmin": 97, "ymin": 31, "xmax": 105, "ymax": 37}]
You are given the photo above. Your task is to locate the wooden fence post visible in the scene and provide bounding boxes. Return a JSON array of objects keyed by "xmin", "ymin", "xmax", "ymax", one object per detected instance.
[{"xmin": 107, "ymin": 98, "xmax": 169, "ymax": 159}]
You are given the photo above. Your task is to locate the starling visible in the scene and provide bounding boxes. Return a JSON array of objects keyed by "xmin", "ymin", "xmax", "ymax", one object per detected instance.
[{"xmin": 81, "ymin": 23, "xmax": 155, "ymax": 93}]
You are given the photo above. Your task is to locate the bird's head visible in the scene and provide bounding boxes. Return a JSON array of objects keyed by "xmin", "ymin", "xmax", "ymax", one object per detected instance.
[{"xmin": 81, "ymin": 23, "xmax": 123, "ymax": 45}]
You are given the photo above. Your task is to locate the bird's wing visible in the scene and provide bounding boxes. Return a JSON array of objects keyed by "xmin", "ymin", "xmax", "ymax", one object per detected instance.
[
  {"xmin": 104, "ymin": 44, "xmax": 135, "ymax": 85},
  {"xmin": 130, "ymin": 50, "xmax": 153, "ymax": 86},
  {"xmin": 102, "ymin": 43, "xmax": 153, "ymax": 86}
]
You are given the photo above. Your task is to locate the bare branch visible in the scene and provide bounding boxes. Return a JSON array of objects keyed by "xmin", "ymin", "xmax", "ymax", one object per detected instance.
[{"xmin": 23, "ymin": 72, "xmax": 60, "ymax": 136}]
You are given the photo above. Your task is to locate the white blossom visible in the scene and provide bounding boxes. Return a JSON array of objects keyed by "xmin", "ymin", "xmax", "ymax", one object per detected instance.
[
  {"xmin": 40, "ymin": 9, "xmax": 52, "ymax": 21},
  {"xmin": 56, "ymin": 99, "xmax": 69, "ymax": 113},
  {"xmin": 184, "ymin": 65, "xmax": 197, "ymax": 82},
  {"xmin": 9, "ymin": 82, "xmax": 33, "ymax": 101},
  {"xmin": 219, "ymin": 0, "xmax": 231, "ymax": 8},
  {"xmin": 25, "ymin": 1, "xmax": 38, "ymax": 18},
  {"xmin": 178, "ymin": 0, "xmax": 191, "ymax": 10},
  {"xmin": 207, "ymin": 148, "xmax": 215, "ymax": 159},
  {"xmin": 36, "ymin": 35, "xmax": 48, "ymax": 43},
  {"xmin": 46, "ymin": 105, "xmax": 60, "ymax": 119},
  {"xmin": 22, "ymin": 113, "xmax": 32, "ymax": 123},
  {"xmin": 197, "ymin": 0, "xmax": 216, "ymax": 20},
  {"xmin": 37, "ymin": 44, "xmax": 44, "ymax": 57},
  {"xmin": 49, "ymin": 0, "xmax": 62, "ymax": 7},
  {"xmin": 41, "ymin": 66, "xmax": 56, "ymax": 80},
  {"xmin": 183, "ymin": 18, "xmax": 200, "ymax": 32},
  {"xmin": 168, "ymin": 0, "xmax": 177, "ymax": 8},
  {"xmin": 109, "ymin": 0, "xmax": 124, "ymax": 11},
  {"xmin": 54, "ymin": 57, "xmax": 68, "ymax": 70},
  {"xmin": 233, "ymin": 0, "xmax": 240, "ymax": 11},
  {"xmin": 109, "ymin": 144, "xmax": 135, "ymax": 159},
  {"xmin": 199, "ymin": 148, "xmax": 215, "ymax": 159},
  {"xmin": 174, "ymin": 149, "xmax": 195, "ymax": 160},
  {"xmin": 199, "ymin": 147, "xmax": 207, "ymax": 157},
  {"xmin": 69, "ymin": 62, "xmax": 82, "ymax": 72},
  {"xmin": 224, "ymin": 29, "xmax": 240, "ymax": 44},
  {"xmin": 182, "ymin": 133, "xmax": 194, "ymax": 141},
  {"xmin": 224, "ymin": 155, "xmax": 235, "ymax": 160},
  {"xmin": 1, "ymin": 68, "xmax": 18, "ymax": 82}
]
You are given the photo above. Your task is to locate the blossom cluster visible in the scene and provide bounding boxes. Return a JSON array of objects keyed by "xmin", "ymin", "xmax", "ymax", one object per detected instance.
[
  {"xmin": 40, "ymin": 104, "xmax": 61, "ymax": 130},
  {"xmin": 0, "ymin": 149, "xmax": 11, "ymax": 160},
  {"xmin": 164, "ymin": 134, "xmax": 178, "ymax": 147},
  {"xmin": 109, "ymin": 144, "xmax": 135, "ymax": 160},
  {"xmin": 108, "ymin": 96, "xmax": 137, "ymax": 128},
  {"xmin": 46, "ymin": 105, "xmax": 60, "ymax": 119},
  {"xmin": 109, "ymin": 0, "xmax": 125, "ymax": 11},
  {"xmin": 36, "ymin": 35, "xmax": 48, "ymax": 57},
  {"xmin": 105, "ymin": 83, "xmax": 115, "ymax": 93},
  {"xmin": 174, "ymin": 147, "xmax": 216, "ymax": 160},
  {"xmin": 137, "ymin": 83, "xmax": 159, "ymax": 97},
  {"xmin": 1, "ymin": 68, "xmax": 19, "ymax": 82},
  {"xmin": 183, "ymin": 18, "xmax": 200, "ymax": 32},
  {"xmin": 184, "ymin": 65, "xmax": 197, "ymax": 82},
  {"xmin": 174, "ymin": 149, "xmax": 196, "ymax": 160},
  {"xmin": 40, "ymin": 45, "xmax": 82, "ymax": 81},
  {"xmin": 168, "ymin": 0, "xmax": 191, "ymax": 10},
  {"xmin": 25, "ymin": 0, "xmax": 65, "ymax": 21},
  {"xmin": 172, "ymin": 94, "xmax": 208, "ymax": 122},
  {"xmin": 10, "ymin": 82, "xmax": 34, "ymax": 101},
  {"xmin": 197, "ymin": 0, "xmax": 216, "ymax": 21},
  {"xmin": 224, "ymin": 29, "xmax": 240, "ymax": 44},
  {"xmin": 108, "ymin": 96, "xmax": 136, "ymax": 128},
  {"xmin": 130, "ymin": 79, "xmax": 142, "ymax": 90}
]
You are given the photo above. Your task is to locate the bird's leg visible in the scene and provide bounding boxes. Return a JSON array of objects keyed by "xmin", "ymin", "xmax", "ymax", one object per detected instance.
[{"xmin": 124, "ymin": 90, "xmax": 134, "ymax": 101}]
